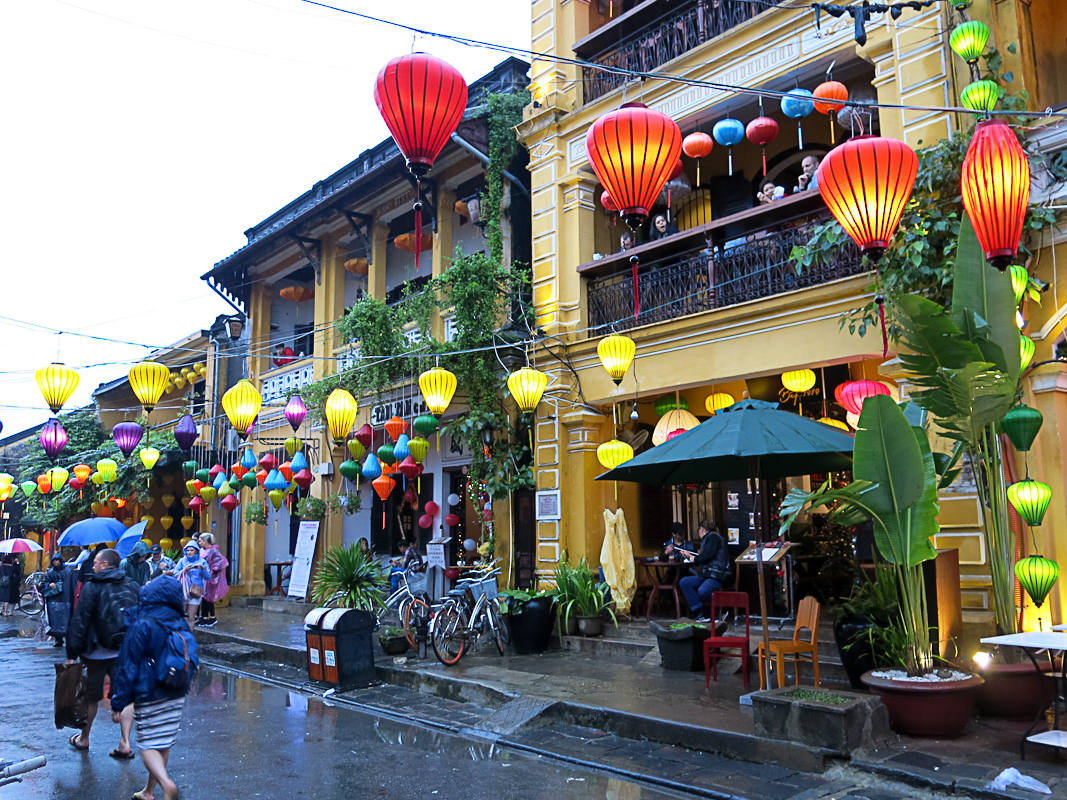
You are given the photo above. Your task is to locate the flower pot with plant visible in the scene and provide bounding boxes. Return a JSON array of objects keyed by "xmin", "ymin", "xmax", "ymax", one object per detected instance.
[
  {"xmin": 244, "ymin": 501, "xmax": 267, "ymax": 527},
  {"xmin": 295, "ymin": 496, "xmax": 327, "ymax": 522},
  {"xmin": 832, "ymin": 563, "xmax": 899, "ymax": 689},
  {"xmin": 379, "ymin": 626, "xmax": 410, "ymax": 655},
  {"xmin": 571, "ymin": 559, "xmax": 618, "ymax": 637},
  {"xmin": 649, "ymin": 621, "xmax": 713, "ymax": 671},
  {"xmin": 498, "ymin": 589, "xmax": 555, "ymax": 654},
  {"xmin": 552, "ymin": 558, "xmax": 582, "ymax": 639}
]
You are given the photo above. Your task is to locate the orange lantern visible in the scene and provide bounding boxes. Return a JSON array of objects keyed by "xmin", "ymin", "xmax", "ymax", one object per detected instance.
[
  {"xmin": 960, "ymin": 119, "xmax": 1031, "ymax": 271},
  {"xmin": 813, "ymin": 81, "xmax": 848, "ymax": 144},
  {"xmin": 586, "ymin": 102, "xmax": 682, "ymax": 318},
  {"xmin": 279, "ymin": 286, "xmax": 314, "ymax": 303},
  {"xmin": 384, "ymin": 416, "xmax": 408, "ymax": 443},
  {"xmin": 817, "ymin": 136, "xmax": 918, "ymax": 264},
  {"xmin": 394, "ymin": 233, "xmax": 432, "ymax": 253},
  {"xmin": 344, "ymin": 258, "xmax": 369, "ymax": 276},
  {"xmin": 72, "ymin": 463, "xmax": 92, "ymax": 484},
  {"xmin": 372, "ymin": 474, "xmax": 396, "ymax": 530},
  {"xmin": 682, "ymin": 132, "xmax": 713, "ymax": 186}
]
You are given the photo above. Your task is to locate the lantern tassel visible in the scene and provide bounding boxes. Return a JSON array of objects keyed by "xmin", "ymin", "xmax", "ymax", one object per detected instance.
[
  {"xmin": 696, "ymin": 161, "xmax": 701, "ymax": 187},
  {"xmin": 876, "ymin": 294, "xmax": 888, "ymax": 360},
  {"xmin": 797, "ymin": 122, "xmax": 804, "ymax": 151},
  {"xmin": 829, "ymin": 113, "xmax": 836, "ymax": 145},
  {"xmin": 413, "ymin": 195, "xmax": 422, "ymax": 273},
  {"xmin": 762, "ymin": 147, "xmax": 768, "ymax": 177},
  {"xmin": 631, "ymin": 255, "xmax": 640, "ymax": 319}
]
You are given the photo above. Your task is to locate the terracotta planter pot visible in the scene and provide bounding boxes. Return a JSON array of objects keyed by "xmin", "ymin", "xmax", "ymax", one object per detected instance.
[
  {"xmin": 576, "ymin": 616, "xmax": 603, "ymax": 637},
  {"xmin": 861, "ymin": 670, "xmax": 984, "ymax": 738},
  {"xmin": 976, "ymin": 662, "xmax": 1054, "ymax": 719}
]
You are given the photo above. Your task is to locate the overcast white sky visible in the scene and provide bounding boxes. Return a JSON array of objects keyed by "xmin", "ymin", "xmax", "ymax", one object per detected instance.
[{"xmin": 0, "ymin": 0, "xmax": 530, "ymax": 435}]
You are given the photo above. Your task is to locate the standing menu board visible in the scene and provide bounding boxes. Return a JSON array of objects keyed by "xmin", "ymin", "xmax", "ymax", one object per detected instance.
[{"xmin": 287, "ymin": 521, "xmax": 320, "ymax": 600}]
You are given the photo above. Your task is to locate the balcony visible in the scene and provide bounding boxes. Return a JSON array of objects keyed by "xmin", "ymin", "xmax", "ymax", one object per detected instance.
[
  {"xmin": 575, "ymin": 0, "xmax": 765, "ymax": 104},
  {"xmin": 582, "ymin": 193, "xmax": 864, "ymax": 332},
  {"xmin": 261, "ymin": 358, "xmax": 314, "ymax": 402}
]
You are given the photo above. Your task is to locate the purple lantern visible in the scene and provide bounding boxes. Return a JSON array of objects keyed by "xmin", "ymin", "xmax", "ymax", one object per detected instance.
[
  {"xmin": 245, "ymin": 415, "xmax": 258, "ymax": 438},
  {"xmin": 285, "ymin": 395, "xmax": 307, "ymax": 432},
  {"xmin": 174, "ymin": 414, "xmax": 199, "ymax": 454},
  {"xmin": 112, "ymin": 421, "xmax": 144, "ymax": 458},
  {"xmin": 40, "ymin": 418, "xmax": 68, "ymax": 461}
]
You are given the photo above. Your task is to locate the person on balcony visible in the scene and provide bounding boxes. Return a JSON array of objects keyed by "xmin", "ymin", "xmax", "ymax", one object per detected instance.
[
  {"xmin": 649, "ymin": 213, "xmax": 679, "ymax": 241},
  {"xmin": 794, "ymin": 155, "xmax": 820, "ymax": 193},
  {"xmin": 618, "ymin": 232, "xmax": 635, "ymax": 253},
  {"xmin": 272, "ymin": 343, "xmax": 296, "ymax": 368},
  {"xmin": 757, "ymin": 182, "xmax": 786, "ymax": 205}
]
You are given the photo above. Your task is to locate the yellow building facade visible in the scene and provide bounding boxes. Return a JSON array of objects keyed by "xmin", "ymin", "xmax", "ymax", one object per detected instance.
[{"xmin": 517, "ymin": 0, "xmax": 1067, "ymax": 637}]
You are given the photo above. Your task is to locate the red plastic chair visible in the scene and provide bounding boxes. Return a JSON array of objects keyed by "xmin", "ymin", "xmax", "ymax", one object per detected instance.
[{"xmin": 703, "ymin": 591, "xmax": 751, "ymax": 690}]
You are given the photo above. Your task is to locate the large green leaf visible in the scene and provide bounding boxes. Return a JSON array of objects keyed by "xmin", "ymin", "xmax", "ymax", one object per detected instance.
[
  {"xmin": 950, "ymin": 213, "xmax": 1020, "ymax": 382},
  {"xmin": 852, "ymin": 395, "xmax": 926, "ymax": 519},
  {"xmin": 900, "ymin": 426, "xmax": 939, "ymax": 566},
  {"xmin": 923, "ymin": 362, "xmax": 1018, "ymax": 447},
  {"xmin": 893, "ymin": 293, "xmax": 985, "ymax": 377}
]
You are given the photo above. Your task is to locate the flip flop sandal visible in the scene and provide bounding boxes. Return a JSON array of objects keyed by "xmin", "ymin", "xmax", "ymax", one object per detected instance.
[
  {"xmin": 69, "ymin": 734, "xmax": 89, "ymax": 751},
  {"xmin": 109, "ymin": 748, "xmax": 136, "ymax": 760}
]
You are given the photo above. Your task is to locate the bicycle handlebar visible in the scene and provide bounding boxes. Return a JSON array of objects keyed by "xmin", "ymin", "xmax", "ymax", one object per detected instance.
[{"xmin": 1, "ymin": 757, "xmax": 46, "ymax": 779}]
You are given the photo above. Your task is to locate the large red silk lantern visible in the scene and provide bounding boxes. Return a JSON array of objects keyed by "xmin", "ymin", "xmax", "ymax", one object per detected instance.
[
  {"xmin": 817, "ymin": 136, "xmax": 918, "ymax": 263},
  {"xmin": 745, "ymin": 117, "xmax": 778, "ymax": 177},
  {"xmin": 837, "ymin": 380, "xmax": 892, "ymax": 416},
  {"xmin": 586, "ymin": 102, "xmax": 682, "ymax": 318},
  {"xmin": 961, "ymin": 119, "xmax": 1030, "ymax": 271}
]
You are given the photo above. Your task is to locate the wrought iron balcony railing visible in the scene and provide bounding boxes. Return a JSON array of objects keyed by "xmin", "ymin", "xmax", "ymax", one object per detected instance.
[
  {"xmin": 577, "ymin": 0, "xmax": 765, "ymax": 104},
  {"xmin": 584, "ymin": 200, "xmax": 864, "ymax": 332}
]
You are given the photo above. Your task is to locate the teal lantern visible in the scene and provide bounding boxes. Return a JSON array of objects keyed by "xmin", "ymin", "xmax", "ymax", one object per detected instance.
[
  {"xmin": 339, "ymin": 460, "xmax": 361, "ymax": 481},
  {"xmin": 960, "ymin": 80, "xmax": 999, "ymax": 114},
  {"xmin": 950, "ymin": 20, "xmax": 990, "ymax": 64},
  {"xmin": 1016, "ymin": 555, "xmax": 1059, "ymax": 608},
  {"xmin": 1008, "ymin": 479, "xmax": 1052, "ymax": 527},
  {"xmin": 1001, "ymin": 404, "xmax": 1043, "ymax": 452}
]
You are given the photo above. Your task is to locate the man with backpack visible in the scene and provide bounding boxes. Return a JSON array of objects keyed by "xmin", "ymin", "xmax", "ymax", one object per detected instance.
[
  {"xmin": 64, "ymin": 548, "xmax": 140, "ymax": 758},
  {"xmin": 111, "ymin": 576, "xmax": 197, "ymax": 800}
]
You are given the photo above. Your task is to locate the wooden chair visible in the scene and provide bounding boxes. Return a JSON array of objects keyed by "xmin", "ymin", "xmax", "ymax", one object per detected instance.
[
  {"xmin": 703, "ymin": 591, "xmax": 751, "ymax": 690},
  {"xmin": 757, "ymin": 596, "xmax": 821, "ymax": 690}
]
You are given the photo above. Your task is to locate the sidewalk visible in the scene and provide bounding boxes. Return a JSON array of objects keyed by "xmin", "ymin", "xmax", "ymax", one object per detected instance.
[{"xmin": 196, "ymin": 605, "xmax": 1067, "ymax": 799}]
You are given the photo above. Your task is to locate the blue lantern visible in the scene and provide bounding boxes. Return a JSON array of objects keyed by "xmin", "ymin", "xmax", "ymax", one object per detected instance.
[
  {"xmin": 713, "ymin": 118, "xmax": 745, "ymax": 176},
  {"xmin": 780, "ymin": 88, "xmax": 814, "ymax": 149},
  {"xmin": 212, "ymin": 471, "xmax": 226, "ymax": 491},
  {"xmin": 393, "ymin": 433, "xmax": 411, "ymax": 462},
  {"xmin": 240, "ymin": 448, "xmax": 257, "ymax": 471},
  {"xmin": 290, "ymin": 451, "xmax": 309, "ymax": 473},
  {"xmin": 264, "ymin": 469, "xmax": 288, "ymax": 493},
  {"xmin": 361, "ymin": 453, "xmax": 382, "ymax": 481}
]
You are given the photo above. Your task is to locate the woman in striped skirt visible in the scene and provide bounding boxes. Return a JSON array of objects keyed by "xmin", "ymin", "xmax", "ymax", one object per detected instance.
[{"xmin": 111, "ymin": 576, "xmax": 197, "ymax": 800}]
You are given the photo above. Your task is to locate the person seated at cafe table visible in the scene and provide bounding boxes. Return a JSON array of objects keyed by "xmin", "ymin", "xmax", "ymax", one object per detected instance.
[
  {"xmin": 662, "ymin": 522, "xmax": 696, "ymax": 562},
  {"xmin": 678, "ymin": 521, "xmax": 732, "ymax": 622}
]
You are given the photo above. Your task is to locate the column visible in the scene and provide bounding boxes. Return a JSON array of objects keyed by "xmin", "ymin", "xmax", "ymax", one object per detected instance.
[
  {"xmin": 313, "ymin": 234, "xmax": 346, "ymax": 382},
  {"xmin": 248, "ymin": 281, "xmax": 272, "ymax": 383},
  {"xmin": 431, "ymin": 188, "xmax": 456, "ymax": 341},
  {"xmin": 368, "ymin": 223, "xmax": 390, "ymax": 302}
]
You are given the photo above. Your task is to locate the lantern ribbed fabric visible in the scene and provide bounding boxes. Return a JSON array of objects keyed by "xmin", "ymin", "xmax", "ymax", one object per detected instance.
[
  {"xmin": 961, "ymin": 120, "xmax": 1030, "ymax": 271},
  {"xmin": 1021, "ymin": 336, "xmax": 1035, "ymax": 371},
  {"xmin": 961, "ymin": 80, "xmax": 999, "ymax": 113},
  {"xmin": 781, "ymin": 369, "xmax": 816, "ymax": 393},
  {"xmin": 705, "ymin": 392, "xmax": 735, "ymax": 414},
  {"xmin": 655, "ymin": 395, "xmax": 687, "ymax": 416},
  {"xmin": 39, "ymin": 418, "xmax": 68, "ymax": 461},
  {"xmin": 950, "ymin": 20, "xmax": 989, "ymax": 63},
  {"xmin": 48, "ymin": 467, "xmax": 69, "ymax": 491},
  {"xmin": 1007, "ymin": 479, "xmax": 1052, "ymax": 526},
  {"xmin": 813, "ymin": 81, "xmax": 848, "ymax": 114},
  {"xmin": 652, "ymin": 408, "xmax": 699, "ymax": 446},
  {"xmin": 96, "ymin": 459, "xmax": 118, "ymax": 483},
  {"xmin": 139, "ymin": 447, "xmax": 160, "ymax": 470},
  {"xmin": 129, "ymin": 360, "xmax": 171, "ymax": 412},
  {"xmin": 36, "ymin": 363, "xmax": 79, "ymax": 413},
  {"xmin": 72, "ymin": 464, "xmax": 91, "ymax": 484},
  {"xmin": 384, "ymin": 416, "xmax": 407, "ymax": 443},
  {"xmin": 419, "ymin": 368, "xmax": 457, "ymax": 415},
  {"xmin": 837, "ymin": 380, "xmax": 892, "ymax": 416},
  {"xmin": 817, "ymin": 136, "xmax": 918, "ymax": 263},
  {"xmin": 222, "ymin": 380, "xmax": 262, "ymax": 438},
  {"xmin": 507, "ymin": 368, "xmax": 548, "ymax": 412},
  {"xmin": 819, "ymin": 417, "xmax": 851, "ymax": 431},
  {"xmin": 682, "ymin": 132, "xmax": 713, "ymax": 159},
  {"xmin": 112, "ymin": 422, "xmax": 143, "ymax": 458},
  {"xmin": 1015, "ymin": 555, "xmax": 1059, "ymax": 608},
  {"xmin": 372, "ymin": 475, "xmax": 396, "ymax": 501},
  {"xmin": 1011, "ymin": 265, "xmax": 1028, "ymax": 305},
  {"xmin": 585, "ymin": 102, "xmax": 683, "ymax": 228},
  {"xmin": 597, "ymin": 334, "xmax": 636, "ymax": 385},
  {"xmin": 325, "ymin": 389, "xmax": 358, "ymax": 444},
  {"xmin": 285, "ymin": 395, "xmax": 307, "ymax": 431},
  {"xmin": 745, "ymin": 117, "xmax": 778, "ymax": 175},
  {"xmin": 1001, "ymin": 404, "xmax": 1043, "ymax": 452},
  {"xmin": 597, "ymin": 439, "xmax": 634, "ymax": 470},
  {"xmin": 374, "ymin": 53, "xmax": 468, "ymax": 177}
]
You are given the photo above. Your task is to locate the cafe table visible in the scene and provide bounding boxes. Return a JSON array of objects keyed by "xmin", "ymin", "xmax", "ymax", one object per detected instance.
[
  {"xmin": 634, "ymin": 559, "xmax": 687, "ymax": 620},
  {"xmin": 264, "ymin": 561, "xmax": 292, "ymax": 596},
  {"xmin": 980, "ymin": 631, "xmax": 1067, "ymax": 757}
]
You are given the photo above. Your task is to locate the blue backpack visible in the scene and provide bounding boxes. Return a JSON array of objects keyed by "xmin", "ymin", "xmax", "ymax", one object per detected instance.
[{"xmin": 149, "ymin": 620, "xmax": 199, "ymax": 692}]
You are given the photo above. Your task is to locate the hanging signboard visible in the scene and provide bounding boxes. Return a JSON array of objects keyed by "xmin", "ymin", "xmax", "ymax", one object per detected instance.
[{"xmin": 288, "ymin": 521, "xmax": 320, "ymax": 600}]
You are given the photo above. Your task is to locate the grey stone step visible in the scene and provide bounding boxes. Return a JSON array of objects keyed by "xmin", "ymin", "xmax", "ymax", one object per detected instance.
[
  {"xmin": 561, "ymin": 634, "xmax": 655, "ymax": 659},
  {"xmin": 262, "ymin": 597, "xmax": 315, "ymax": 616},
  {"xmin": 199, "ymin": 641, "xmax": 264, "ymax": 663}
]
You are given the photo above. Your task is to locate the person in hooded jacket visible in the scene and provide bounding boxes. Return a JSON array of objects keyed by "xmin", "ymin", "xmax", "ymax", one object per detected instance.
[
  {"xmin": 175, "ymin": 543, "xmax": 209, "ymax": 630},
  {"xmin": 111, "ymin": 577, "xmax": 192, "ymax": 800},
  {"xmin": 76, "ymin": 543, "xmax": 106, "ymax": 606},
  {"xmin": 44, "ymin": 553, "xmax": 75, "ymax": 647},
  {"xmin": 121, "ymin": 542, "xmax": 152, "ymax": 586}
]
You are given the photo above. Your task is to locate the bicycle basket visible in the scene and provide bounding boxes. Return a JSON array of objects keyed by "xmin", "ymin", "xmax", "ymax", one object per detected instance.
[
  {"xmin": 469, "ymin": 577, "xmax": 498, "ymax": 601},
  {"xmin": 405, "ymin": 573, "xmax": 428, "ymax": 595}
]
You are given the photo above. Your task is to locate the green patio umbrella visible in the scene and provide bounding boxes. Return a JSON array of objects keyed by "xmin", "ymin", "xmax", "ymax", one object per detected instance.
[{"xmin": 598, "ymin": 398, "xmax": 855, "ymax": 686}]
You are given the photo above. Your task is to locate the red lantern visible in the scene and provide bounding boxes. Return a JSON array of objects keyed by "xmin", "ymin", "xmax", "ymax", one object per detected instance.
[
  {"xmin": 813, "ymin": 81, "xmax": 848, "ymax": 144},
  {"xmin": 601, "ymin": 190, "xmax": 619, "ymax": 213},
  {"xmin": 293, "ymin": 468, "xmax": 313, "ymax": 491},
  {"xmin": 188, "ymin": 496, "xmax": 206, "ymax": 512},
  {"xmin": 374, "ymin": 53, "xmax": 468, "ymax": 178},
  {"xmin": 385, "ymin": 416, "xmax": 408, "ymax": 442},
  {"xmin": 745, "ymin": 117, "xmax": 778, "ymax": 176},
  {"xmin": 397, "ymin": 456, "xmax": 420, "ymax": 482},
  {"xmin": 221, "ymin": 494, "xmax": 239, "ymax": 513},
  {"xmin": 961, "ymin": 119, "xmax": 1030, "ymax": 271},
  {"xmin": 837, "ymin": 380, "xmax": 892, "ymax": 416},
  {"xmin": 208, "ymin": 464, "xmax": 225, "ymax": 480},
  {"xmin": 354, "ymin": 424, "xmax": 373, "ymax": 449},
  {"xmin": 259, "ymin": 453, "xmax": 278, "ymax": 471},
  {"xmin": 682, "ymin": 132, "xmax": 713, "ymax": 186},
  {"xmin": 817, "ymin": 136, "xmax": 918, "ymax": 263},
  {"xmin": 586, "ymin": 102, "xmax": 682, "ymax": 319}
]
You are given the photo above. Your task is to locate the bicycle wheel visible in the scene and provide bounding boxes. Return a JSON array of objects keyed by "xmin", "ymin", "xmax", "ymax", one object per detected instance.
[
  {"xmin": 486, "ymin": 601, "xmax": 506, "ymax": 656},
  {"xmin": 491, "ymin": 598, "xmax": 510, "ymax": 645},
  {"xmin": 19, "ymin": 591, "xmax": 43, "ymax": 616},
  {"xmin": 430, "ymin": 600, "xmax": 468, "ymax": 666},
  {"xmin": 402, "ymin": 597, "xmax": 431, "ymax": 651}
]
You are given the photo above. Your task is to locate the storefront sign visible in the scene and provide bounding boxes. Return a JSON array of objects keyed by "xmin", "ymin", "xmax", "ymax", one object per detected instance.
[
  {"xmin": 370, "ymin": 397, "xmax": 428, "ymax": 426},
  {"xmin": 288, "ymin": 521, "xmax": 319, "ymax": 600},
  {"xmin": 427, "ymin": 535, "xmax": 450, "ymax": 569},
  {"xmin": 536, "ymin": 490, "xmax": 561, "ymax": 521}
]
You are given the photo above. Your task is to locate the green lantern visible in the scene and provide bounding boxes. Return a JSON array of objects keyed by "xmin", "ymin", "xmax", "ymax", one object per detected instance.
[
  {"xmin": 1021, "ymin": 336, "xmax": 1035, "ymax": 371},
  {"xmin": 952, "ymin": 0, "xmax": 971, "ymax": 7},
  {"xmin": 654, "ymin": 394, "xmax": 689, "ymax": 416},
  {"xmin": 378, "ymin": 444, "xmax": 396, "ymax": 466},
  {"xmin": 960, "ymin": 80, "xmax": 999, "ymax": 114},
  {"xmin": 195, "ymin": 468, "xmax": 211, "ymax": 484},
  {"xmin": 339, "ymin": 460, "xmax": 361, "ymax": 481},
  {"xmin": 182, "ymin": 460, "xmax": 199, "ymax": 477},
  {"xmin": 413, "ymin": 414, "xmax": 439, "ymax": 437},
  {"xmin": 1001, "ymin": 404, "xmax": 1043, "ymax": 452},
  {"xmin": 950, "ymin": 20, "xmax": 989, "ymax": 64},
  {"xmin": 1015, "ymin": 555, "xmax": 1059, "ymax": 607},
  {"xmin": 1010, "ymin": 264, "xmax": 1028, "ymax": 306},
  {"xmin": 241, "ymin": 472, "xmax": 259, "ymax": 489},
  {"xmin": 1008, "ymin": 479, "xmax": 1052, "ymax": 526}
]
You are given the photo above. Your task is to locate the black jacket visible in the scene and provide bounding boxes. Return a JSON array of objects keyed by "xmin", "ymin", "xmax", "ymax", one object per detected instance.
[
  {"xmin": 66, "ymin": 567, "xmax": 140, "ymax": 660},
  {"xmin": 692, "ymin": 530, "xmax": 732, "ymax": 581}
]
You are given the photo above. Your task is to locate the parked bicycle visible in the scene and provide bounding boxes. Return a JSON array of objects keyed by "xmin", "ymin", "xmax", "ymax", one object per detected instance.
[
  {"xmin": 384, "ymin": 569, "xmax": 431, "ymax": 650},
  {"xmin": 0, "ymin": 756, "xmax": 46, "ymax": 789},
  {"xmin": 429, "ymin": 561, "xmax": 509, "ymax": 665},
  {"xmin": 18, "ymin": 573, "xmax": 46, "ymax": 616}
]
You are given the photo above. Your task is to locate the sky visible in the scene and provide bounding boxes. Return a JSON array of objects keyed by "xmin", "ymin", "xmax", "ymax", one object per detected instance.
[{"xmin": 0, "ymin": 0, "xmax": 531, "ymax": 436}]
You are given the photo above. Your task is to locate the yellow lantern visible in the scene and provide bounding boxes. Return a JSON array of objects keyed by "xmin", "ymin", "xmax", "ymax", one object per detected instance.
[
  {"xmin": 123, "ymin": 519, "xmax": 134, "ymax": 528},
  {"xmin": 782, "ymin": 369, "xmax": 817, "ymax": 393},
  {"xmin": 96, "ymin": 459, "xmax": 118, "ymax": 483},
  {"xmin": 47, "ymin": 466, "xmax": 69, "ymax": 491},
  {"xmin": 162, "ymin": 493, "xmax": 176, "ymax": 508},
  {"xmin": 652, "ymin": 408, "xmax": 699, "ymax": 446},
  {"xmin": 180, "ymin": 516, "xmax": 195, "ymax": 531},
  {"xmin": 819, "ymin": 417, "xmax": 851, "ymax": 431},
  {"xmin": 141, "ymin": 515, "xmax": 155, "ymax": 529},
  {"xmin": 36, "ymin": 363, "xmax": 80, "ymax": 413},
  {"xmin": 173, "ymin": 373, "xmax": 187, "ymax": 390},
  {"xmin": 705, "ymin": 392, "xmax": 735, "ymax": 415},
  {"xmin": 419, "ymin": 368, "xmax": 457, "ymax": 415},
  {"xmin": 160, "ymin": 516, "xmax": 174, "ymax": 532},
  {"xmin": 222, "ymin": 379, "xmax": 263, "ymax": 437},
  {"xmin": 128, "ymin": 360, "xmax": 171, "ymax": 412},
  {"xmin": 139, "ymin": 447, "xmax": 160, "ymax": 470},
  {"xmin": 507, "ymin": 368, "xmax": 548, "ymax": 413},
  {"xmin": 597, "ymin": 335, "xmax": 636, "ymax": 385},
  {"xmin": 325, "ymin": 388, "xmax": 359, "ymax": 444},
  {"xmin": 194, "ymin": 362, "xmax": 206, "ymax": 378},
  {"xmin": 159, "ymin": 536, "xmax": 173, "ymax": 550},
  {"xmin": 597, "ymin": 439, "xmax": 634, "ymax": 470}
]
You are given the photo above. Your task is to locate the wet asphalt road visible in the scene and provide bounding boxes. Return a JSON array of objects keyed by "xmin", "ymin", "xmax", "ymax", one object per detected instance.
[{"xmin": 0, "ymin": 627, "xmax": 678, "ymax": 800}]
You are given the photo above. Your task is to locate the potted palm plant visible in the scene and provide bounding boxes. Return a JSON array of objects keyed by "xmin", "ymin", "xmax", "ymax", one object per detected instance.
[
  {"xmin": 553, "ymin": 559, "xmax": 582, "ymax": 639},
  {"xmin": 781, "ymin": 394, "xmax": 983, "ymax": 738},
  {"xmin": 571, "ymin": 559, "xmax": 618, "ymax": 637},
  {"xmin": 311, "ymin": 542, "xmax": 387, "ymax": 612},
  {"xmin": 832, "ymin": 563, "xmax": 899, "ymax": 689},
  {"xmin": 378, "ymin": 625, "xmax": 410, "ymax": 655}
]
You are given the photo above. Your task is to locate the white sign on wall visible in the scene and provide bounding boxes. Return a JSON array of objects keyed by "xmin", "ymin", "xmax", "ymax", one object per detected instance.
[{"xmin": 288, "ymin": 521, "xmax": 320, "ymax": 600}]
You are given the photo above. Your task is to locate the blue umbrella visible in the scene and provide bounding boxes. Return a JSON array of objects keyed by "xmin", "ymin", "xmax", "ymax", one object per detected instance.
[
  {"xmin": 57, "ymin": 517, "xmax": 126, "ymax": 547},
  {"xmin": 115, "ymin": 521, "xmax": 150, "ymax": 558}
]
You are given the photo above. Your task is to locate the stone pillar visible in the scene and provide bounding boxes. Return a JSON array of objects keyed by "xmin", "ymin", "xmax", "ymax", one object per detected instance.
[
  {"xmin": 559, "ymin": 407, "xmax": 611, "ymax": 570},
  {"xmin": 368, "ymin": 223, "xmax": 390, "ymax": 302},
  {"xmin": 313, "ymin": 235, "xmax": 346, "ymax": 382},
  {"xmin": 248, "ymin": 281, "xmax": 272, "ymax": 383},
  {"xmin": 431, "ymin": 188, "xmax": 456, "ymax": 341}
]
